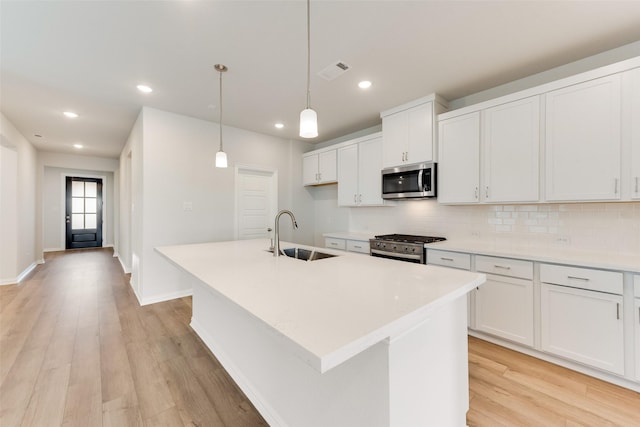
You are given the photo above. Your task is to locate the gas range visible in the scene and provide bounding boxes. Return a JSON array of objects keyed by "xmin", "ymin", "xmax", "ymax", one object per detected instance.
[{"xmin": 369, "ymin": 234, "xmax": 446, "ymax": 264}]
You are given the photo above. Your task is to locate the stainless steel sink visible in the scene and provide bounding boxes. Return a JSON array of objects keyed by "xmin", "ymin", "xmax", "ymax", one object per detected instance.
[{"xmin": 282, "ymin": 247, "xmax": 337, "ymax": 261}]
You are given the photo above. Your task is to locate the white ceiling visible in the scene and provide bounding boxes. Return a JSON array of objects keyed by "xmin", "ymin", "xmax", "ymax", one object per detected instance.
[{"xmin": 2, "ymin": 1, "xmax": 640, "ymax": 159}]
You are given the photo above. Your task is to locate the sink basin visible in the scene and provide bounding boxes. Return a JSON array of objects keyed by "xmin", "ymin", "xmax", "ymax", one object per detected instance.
[{"xmin": 282, "ymin": 247, "xmax": 337, "ymax": 261}]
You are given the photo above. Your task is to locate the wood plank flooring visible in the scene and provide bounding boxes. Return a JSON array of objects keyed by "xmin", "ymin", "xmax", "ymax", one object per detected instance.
[{"xmin": 1, "ymin": 248, "xmax": 639, "ymax": 426}]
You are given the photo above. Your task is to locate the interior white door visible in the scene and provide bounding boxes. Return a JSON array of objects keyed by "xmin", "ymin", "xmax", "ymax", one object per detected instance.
[{"xmin": 236, "ymin": 168, "xmax": 277, "ymax": 240}]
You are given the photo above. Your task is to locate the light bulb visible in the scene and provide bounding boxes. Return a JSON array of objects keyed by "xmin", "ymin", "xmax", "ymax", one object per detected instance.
[{"xmin": 215, "ymin": 150, "xmax": 228, "ymax": 168}]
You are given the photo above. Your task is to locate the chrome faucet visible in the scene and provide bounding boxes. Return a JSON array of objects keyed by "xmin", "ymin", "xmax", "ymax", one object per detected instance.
[{"xmin": 274, "ymin": 209, "xmax": 298, "ymax": 257}]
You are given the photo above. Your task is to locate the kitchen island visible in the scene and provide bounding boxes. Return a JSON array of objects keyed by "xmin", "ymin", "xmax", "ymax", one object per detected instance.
[{"xmin": 156, "ymin": 239, "xmax": 485, "ymax": 427}]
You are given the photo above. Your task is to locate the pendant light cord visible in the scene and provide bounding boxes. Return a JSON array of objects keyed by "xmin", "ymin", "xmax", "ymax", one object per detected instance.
[
  {"xmin": 218, "ymin": 69, "xmax": 224, "ymax": 151},
  {"xmin": 306, "ymin": 0, "xmax": 311, "ymax": 109}
]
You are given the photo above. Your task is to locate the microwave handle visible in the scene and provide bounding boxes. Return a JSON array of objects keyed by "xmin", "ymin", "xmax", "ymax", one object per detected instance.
[{"xmin": 417, "ymin": 169, "xmax": 424, "ymax": 191}]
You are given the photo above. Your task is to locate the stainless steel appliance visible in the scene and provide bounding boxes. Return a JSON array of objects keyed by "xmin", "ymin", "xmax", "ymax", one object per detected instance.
[
  {"xmin": 370, "ymin": 234, "xmax": 446, "ymax": 263},
  {"xmin": 381, "ymin": 162, "xmax": 437, "ymax": 200}
]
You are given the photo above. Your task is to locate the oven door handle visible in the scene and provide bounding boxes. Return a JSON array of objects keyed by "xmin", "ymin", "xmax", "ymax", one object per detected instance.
[
  {"xmin": 417, "ymin": 169, "xmax": 424, "ymax": 191},
  {"xmin": 371, "ymin": 249, "xmax": 423, "ymax": 261}
]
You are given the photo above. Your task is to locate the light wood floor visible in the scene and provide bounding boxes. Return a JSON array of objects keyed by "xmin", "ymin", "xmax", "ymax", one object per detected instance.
[{"xmin": 1, "ymin": 248, "xmax": 639, "ymax": 426}]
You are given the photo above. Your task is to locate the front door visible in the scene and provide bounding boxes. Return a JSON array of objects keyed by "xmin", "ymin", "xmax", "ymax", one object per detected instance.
[{"xmin": 65, "ymin": 177, "xmax": 103, "ymax": 249}]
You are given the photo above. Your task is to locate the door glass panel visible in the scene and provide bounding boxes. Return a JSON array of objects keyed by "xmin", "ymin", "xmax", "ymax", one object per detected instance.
[
  {"xmin": 72, "ymin": 213, "xmax": 84, "ymax": 229},
  {"xmin": 72, "ymin": 181, "xmax": 85, "ymax": 197},
  {"xmin": 85, "ymin": 182, "xmax": 97, "ymax": 197},
  {"xmin": 85, "ymin": 198, "xmax": 97, "ymax": 213},
  {"xmin": 85, "ymin": 214, "xmax": 97, "ymax": 229},
  {"xmin": 72, "ymin": 198, "xmax": 85, "ymax": 213}
]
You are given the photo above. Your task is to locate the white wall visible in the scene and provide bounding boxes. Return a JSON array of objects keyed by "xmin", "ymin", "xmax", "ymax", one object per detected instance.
[
  {"xmin": 0, "ymin": 113, "xmax": 38, "ymax": 284},
  {"xmin": 0, "ymin": 144, "xmax": 18, "ymax": 283},
  {"xmin": 122, "ymin": 107, "xmax": 313, "ymax": 305}
]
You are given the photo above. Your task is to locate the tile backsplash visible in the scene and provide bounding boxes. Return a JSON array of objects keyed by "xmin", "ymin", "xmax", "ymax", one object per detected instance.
[{"xmin": 348, "ymin": 201, "xmax": 640, "ymax": 255}]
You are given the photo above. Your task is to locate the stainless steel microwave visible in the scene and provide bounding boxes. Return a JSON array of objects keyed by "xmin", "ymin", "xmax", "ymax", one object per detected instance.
[{"xmin": 381, "ymin": 162, "xmax": 436, "ymax": 199}]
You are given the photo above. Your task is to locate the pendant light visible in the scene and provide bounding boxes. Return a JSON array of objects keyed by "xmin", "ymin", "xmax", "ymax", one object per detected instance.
[
  {"xmin": 299, "ymin": 0, "xmax": 318, "ymax": 138},
  {"xmin": 215, "ymin": 64, "xmax": 228, "ymax": 168}
]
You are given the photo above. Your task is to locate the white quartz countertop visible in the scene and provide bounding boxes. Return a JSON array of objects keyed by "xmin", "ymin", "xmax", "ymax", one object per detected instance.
[
  {"xmin": 425, "ymin": 240, "xmax": 640, "ymax": 273},
  {"xmin": 156, "ymin": 239, "xmax": 485, "ymax": 373}
]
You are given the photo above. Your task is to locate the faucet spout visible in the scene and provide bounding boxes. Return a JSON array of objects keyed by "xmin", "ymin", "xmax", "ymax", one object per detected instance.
[{"xmin": 274, "ymin": 209, "xmax": 298, "ymax": 257}]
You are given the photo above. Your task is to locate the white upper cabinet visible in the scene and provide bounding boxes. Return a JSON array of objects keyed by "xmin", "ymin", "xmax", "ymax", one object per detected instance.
[
  {"xmin": 483, "ymin": 96, "xmax": 540, "ymax": 202},
  {"xmin": 338, "ymin": 134, "xmax": 386, "ymax": 206},
  {"xmin": 303, "ymin": 149, "xmax": 337, "ymax": 186},
  {"xmin": 628, "ymin": 68, "xmax": 640, "ymax": 199},
  {"xmin": 545, "ymin": 74, "xmax": 622, "ymax": 201},
  {"xmin": 381, "ymin": 95, "xmax": 447, "ymax": 168},
  {"xmin": 438, "ymin": 97, "xmax": 540, "ymax": 204},
  {"xmin": 437, "ymin": 112, "xmax": 480, "ymax": 203}
]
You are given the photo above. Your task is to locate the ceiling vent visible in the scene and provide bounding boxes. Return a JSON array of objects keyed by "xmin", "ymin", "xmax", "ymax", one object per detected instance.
[{"xmin": 317, "ymin": 61, "xmax": 351, "ymax": 81}]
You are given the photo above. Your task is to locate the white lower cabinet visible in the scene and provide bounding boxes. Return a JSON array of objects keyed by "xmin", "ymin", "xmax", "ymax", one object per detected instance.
[
  {"xmin": 474, "ymin": 256, "xmax": 534, "ymax": 346},
  {"xmin": 635, "ymin": 275, "xmax": 640, "ymax": 381},
  {"xmin": 540, "ymin": 282, "xmax": 624, "ymax": 375},
  {"xmin": 324, "ymin": 236, "xmax": 370, "ymax": 254}
]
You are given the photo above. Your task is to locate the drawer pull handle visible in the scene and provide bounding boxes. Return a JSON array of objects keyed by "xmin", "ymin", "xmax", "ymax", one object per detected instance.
[
  {"xmin": 494, "ymin": 265, "xmax": 511, "ymax": 270},
  {"xmin": 353, "ymin": 245, "xmax": 362, "ymax": 249},
  {"xmin": 567, "ymin": 276, "xmax": 589, "ymax": 281},
  {"xmin": 616, "ymin": 303, "xmax": 620, "ymax": 320},
  {"xmin": 441, "ymin": 257, "xmax": 454, "ymax": 261}
]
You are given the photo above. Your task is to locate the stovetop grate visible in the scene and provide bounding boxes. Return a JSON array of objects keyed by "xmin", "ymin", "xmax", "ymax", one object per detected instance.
[{"xmin": 373, "ymin": 234, "xmax": 446, "ymax": 244}]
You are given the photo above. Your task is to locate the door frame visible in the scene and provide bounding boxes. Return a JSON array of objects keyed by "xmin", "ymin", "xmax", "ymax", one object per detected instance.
[
  {"xmin": 234, "ymin": 164, "xmax": 278, "ymax": 240},
  {"xmin": 60, "ymin": 172, "xmax": 108, "ymax": 249}
]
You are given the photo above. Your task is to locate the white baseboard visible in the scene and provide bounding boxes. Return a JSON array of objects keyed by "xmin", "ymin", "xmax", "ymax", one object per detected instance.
[
  {"xmin": 43, "ymin": 247, "xmax": 64, "ymax": 252},
  {"xmin": 0, "ymin": 261, "xmax": 39, "ymax": 286},
  {"xmin": 115, "ymin": 253, "xmax": 131, "ymax": 274},
  {"xmin": 139, "ymin": 288, "xmax": 193, "ymax": 306}
]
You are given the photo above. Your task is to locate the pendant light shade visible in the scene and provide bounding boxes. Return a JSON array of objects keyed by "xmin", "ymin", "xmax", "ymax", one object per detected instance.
[
  {"xmin": 299, "ymin": 108, "xmax": 318, "ymax": 138},
  {"xmin": 299, "ymin": 0, "xmax": 317, "ymax": 139},
  {"xmin": 215, "ymin": 150, "xmax": 228, "ymax": 168},
  {"xmin": 215, "ymin": 64, "xmax": 228, "ymax": 168}
]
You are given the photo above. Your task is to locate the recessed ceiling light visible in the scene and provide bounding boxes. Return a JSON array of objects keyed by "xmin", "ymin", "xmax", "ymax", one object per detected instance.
[
  {"xmin": 358, "ymin": 81, "xmax": 372, "ymax": 89},
  {"xmin": 63, "ymin": 111, "xmax": 79, "ymax": 118},
  {"xmin": 137, "ymin": 84, "xmax": 153, "ymax": 93},
  {"xmin": 275, "ymin": 123, "xmax": 284, "ymax": 129},
  {"xmin": 73, "ymin": 144, "xmax": 83, "ymax": 149}
]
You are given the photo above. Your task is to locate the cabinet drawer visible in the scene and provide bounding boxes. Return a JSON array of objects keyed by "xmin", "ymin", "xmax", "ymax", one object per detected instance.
[
  {"xmin": 346, "ymin": 240, "xmax": 369, "ymax": 254},
  {"xmin": 325, "ymin": 238, "xmax": 346, "ymax": 251},
  {"xmin": 540, "ymin": 264, "xmax": 623, "ymax": 295},
  {"xmin": 634, "ymin": 275, "xmax": 640, "ymax": 298},
  {"xmin": 475, "ymin": 255, "xmax": 533, "ymax": 280},
  {"xmin": 427, "ymin": 250, "xmax": 471, "ymax": 270}
]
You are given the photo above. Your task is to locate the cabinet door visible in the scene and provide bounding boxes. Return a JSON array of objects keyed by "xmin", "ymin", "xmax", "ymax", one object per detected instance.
[
  {"xmin": 540, "ymin": 283, "xmax": 624, "ymax": 375},
  {"xmin": 635, "ymin": 297, "xmax": 640, "ymax": 381},
  {"xmin": 318, "ymin": 150, "xmax": 337, "ymax": 183},
  {"xmin": 358, "ymin": 136, "xmax": 384, "ymax": 205},
  {"xmin": 337, "ymin": 145, "xmax": 358, "ymax": 206},
  {"xmin": 382, "ymin": 112, "xmax": 408, "ymax": 168},
  {"xmin": 475, "ymin": 275, "xmax": 534, "ymax": 346},
  {"xmin": 483, "ymin": 97, "xmax": 539, "ymax": 202},
  {"xmin": 407, "ymin": 102, "xmax": 434, "ymax": 164},
  {"xmin": 630, "ymin": 68, "xmax": 640, "ymax": 199},
  {"xmin": 545, "ymin": 75, "xmax": 621, "ymax": 201},
  {"xmin": 302, "ymin": 154, "xmax": 319, "ymax": 186},
  {"xmin": 438, "ymin": 112, "xmax": 480, "ymax": 203}
]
